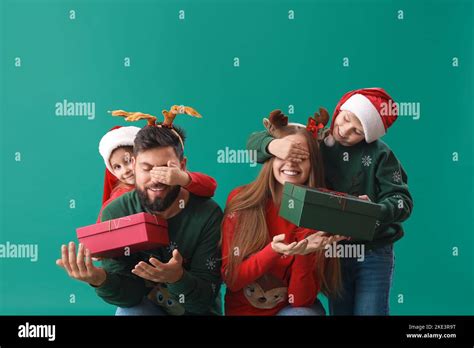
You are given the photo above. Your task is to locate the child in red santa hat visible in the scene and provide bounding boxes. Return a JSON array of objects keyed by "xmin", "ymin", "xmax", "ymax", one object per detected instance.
[
  {"xmin": 97, "ymin": 125, "xmax": 216, "ymax": 222},
  {"xmin": 246, "ymin": 88, "xmax": 414, "ymax": 315}
]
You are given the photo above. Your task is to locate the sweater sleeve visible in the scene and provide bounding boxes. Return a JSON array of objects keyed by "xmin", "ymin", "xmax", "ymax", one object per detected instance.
[
  {"xmin": 166, "ymin": 206, "xmax": 223, "ymax": 314},
  {"xmin": 375, "ymin": 149, "xmax": 414, "ymax": 225},
  {"xmin": 96, "ymin": 196, "xmax": 118, "ymax": 223},
  {"xmin": 288, "ymin": 253, "xmax": 318, "ymax": 307},
  {"xmin": 246, "ymin": 130, "xmax": 275, "ymax": 163},
  {"xmin": 184, "ymin": 171, "xmax": 217, "ymax": 198},
  {"xmin": 221, "ymin": 211, "xmax": 281, "ymax": 292},
  {"xmin": 94, "ymin": 206, "xmax": 149, "ymax": 307},
  {"xmin": 96, "ymin": 186, "xmax": 132, "ymax": 223}
]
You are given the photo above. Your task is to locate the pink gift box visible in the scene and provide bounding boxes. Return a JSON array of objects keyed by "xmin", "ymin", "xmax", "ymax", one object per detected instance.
[{"xmin": 76, "ymin": 212, "xmax": 169, "ymax": 258}]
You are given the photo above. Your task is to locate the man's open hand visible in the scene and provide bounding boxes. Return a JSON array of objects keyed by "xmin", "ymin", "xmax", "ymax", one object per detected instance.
[
  {"xmin": 132, "ymin": 249, "xmax": 184, "ymax": 284},
  {"xmin": 56, "ymin": 242, "xmax": 107, "ymax": 287}
]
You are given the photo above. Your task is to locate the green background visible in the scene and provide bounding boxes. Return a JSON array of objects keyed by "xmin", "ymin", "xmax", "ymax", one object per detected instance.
[{"xmin": 0, "ymin": 0, "xmax": 472, "ymax": 315}]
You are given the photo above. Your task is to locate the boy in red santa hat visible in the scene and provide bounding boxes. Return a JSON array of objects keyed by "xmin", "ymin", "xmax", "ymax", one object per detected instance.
[{"xmin": 246, "ymin": 88, "xmax": 414, "ymax": 315}]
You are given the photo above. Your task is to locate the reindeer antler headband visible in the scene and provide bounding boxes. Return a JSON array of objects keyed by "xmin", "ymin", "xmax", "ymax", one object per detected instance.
[
  {"xmin": 108, "ymin": 105, "xmax": 202, "ymax": 150},
  {"xmin": 306, "ymin": 108, "xmax": 329, "ymax": 140},
  {"xmin": 263, "ymin": 108, "xmax": 329, "ymax": 141}
]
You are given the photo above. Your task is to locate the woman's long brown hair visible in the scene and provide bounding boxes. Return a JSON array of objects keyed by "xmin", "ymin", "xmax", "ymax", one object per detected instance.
[{"xmin": 222, "ymin": 125, "xmax": 341, "ymax": 297}]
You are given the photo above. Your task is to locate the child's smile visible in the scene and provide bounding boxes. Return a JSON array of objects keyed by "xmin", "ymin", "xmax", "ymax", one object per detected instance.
[
  {"xmin": 109, "ymin": 147, "xmax": 135, "ymax": 185},
  {"xmin": 333, "ymin": 111, "xmax": 365, "ymax": 146}
]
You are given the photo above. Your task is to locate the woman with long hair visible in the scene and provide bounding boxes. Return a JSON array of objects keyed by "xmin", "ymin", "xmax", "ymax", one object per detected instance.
[{"xmin": 221, "ymin": 110, "xmax": 345, "ymax": 316}]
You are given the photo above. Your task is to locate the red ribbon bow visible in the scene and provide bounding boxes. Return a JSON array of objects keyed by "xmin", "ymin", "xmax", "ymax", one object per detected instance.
[{"xmin": 306, "ymin": 117, "xmax": 324, "ymax": 138}]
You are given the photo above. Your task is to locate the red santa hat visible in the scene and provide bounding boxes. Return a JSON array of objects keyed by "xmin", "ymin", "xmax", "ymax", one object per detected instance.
[
  {"xmin": 99, "ymin": 126, "xmax": 141, "ymax": 173},
  {"xmin": 98, "ymin": 126, "xmax": 140, "ymax": 203},
  {"xmin": 324, "ymin": 88, "xmax": 398, "ymax": 146}
]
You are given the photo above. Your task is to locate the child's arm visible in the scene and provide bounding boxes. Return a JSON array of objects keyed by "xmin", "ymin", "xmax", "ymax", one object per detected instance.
[
  {"xmin": 96, "ymin": 186, "xmax": 133, "ymax": 223},
  {"xmin": 247, "ymin": 130, "xmax": 310, "ymax": 163},
  {"xmin": 183, "ymin": 171, "xmax": 217, "ymax": 197},
  {"xmin": 375, "ymin": 151, "xmax": 414, "ymax": 224},
  {"xmin": 247, "ymin": 131, "xmax": 275, "ymax": 163},
  {"xmin": 150, "ymin": 163, "xmax": 216, "ymax": 197}
]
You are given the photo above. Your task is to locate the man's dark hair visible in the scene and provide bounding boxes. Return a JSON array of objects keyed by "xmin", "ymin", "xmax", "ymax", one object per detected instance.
[{"xmin": 133, "ymin": 125, "xmax": 186, "ymax": 159}]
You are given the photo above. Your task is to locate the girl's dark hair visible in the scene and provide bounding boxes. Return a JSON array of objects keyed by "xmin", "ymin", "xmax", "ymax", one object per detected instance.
[{"xmin": 133, "ymin": 125, "xmax": 186, "ymax": 159}]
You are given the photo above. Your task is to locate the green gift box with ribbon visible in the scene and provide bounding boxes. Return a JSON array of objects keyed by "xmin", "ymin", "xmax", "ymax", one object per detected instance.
[{"xmin": 279, "ymin": 182, "xmax": 383, "ymax": 241}]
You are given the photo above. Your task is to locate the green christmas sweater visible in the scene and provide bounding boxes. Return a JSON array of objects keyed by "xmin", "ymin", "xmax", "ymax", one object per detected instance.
[
  {"xmin": 247, "ymin": 131, "xmax": 413, "ymax": 249},
  {"xmin": 95, "ymin": 190, "xmax": 223, "ymax": 315}
]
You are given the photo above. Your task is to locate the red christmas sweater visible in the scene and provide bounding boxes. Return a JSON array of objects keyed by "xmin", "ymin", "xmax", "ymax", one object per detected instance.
[
  {"xmin": 96, "ymin": 171, "xmax": 217, "ymax": 222},
  {"xmin": 221, "ymin": 188, "xmax": 319, "ymax": 316}
]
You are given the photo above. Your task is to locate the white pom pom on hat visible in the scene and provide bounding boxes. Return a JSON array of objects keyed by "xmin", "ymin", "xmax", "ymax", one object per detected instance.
[
  {"xmin": 324, "ymin": 134, "xmax": 336, "ymax": 146},
  {"xmin": 98, "ymin": 126, "xmax": 141, "ymax": 173}
]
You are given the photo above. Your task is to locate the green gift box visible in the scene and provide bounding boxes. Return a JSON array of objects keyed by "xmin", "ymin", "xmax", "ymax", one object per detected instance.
[{"xmin": 279, "ymin": 182, "xmax": 382, "ymax": 241}]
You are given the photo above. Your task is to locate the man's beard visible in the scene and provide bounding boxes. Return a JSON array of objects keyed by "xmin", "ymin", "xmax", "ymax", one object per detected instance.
[{"xmin": 136, "ymin": 184, "xmax": 181, "ymax": 212}]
